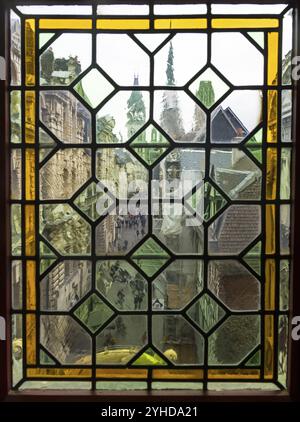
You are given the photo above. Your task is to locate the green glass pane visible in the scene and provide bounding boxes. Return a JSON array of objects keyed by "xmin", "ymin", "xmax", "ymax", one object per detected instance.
[
  {"xmin": 39, "ymin": 127, "xmax": 56, "ymax": 162},
  {"xmin": 74, "ymin": 293, "xmax": 114, "ymax": 333},
  {"xmin": 187, "ymin": 293, "xmax": 226, "ymax": 333},
  {"xmin": 131, "ymin": 146, "xmax": 169, "ymax": 166},
  {"xmin": 132, "ymin": 348, "xmax": 167, "ymax": 366},
  {"xmin": 189, "ymin": 67, "xmax": 230, "ymax": 109},
  {"xmin": 245, "ymin": 128, "xmax": 262, "ymax": 163},
  {"xmin": 132, "ymin": 258, "xmax": 169, "ymax": 278},
  {"xmin": 243, "ymin": 241, "xmax": 261, "ymax": 276},
  {"xmin": 40, "ymin": 241, "xmax": 56, "ymax": 257},
  {"xmin": 39, "ymin": 32, "xmax": 55, "ymax": 49},
  {"xmin": 245, "ymin": 350, "xmax": 261, "ymax": 366},
  {"xmin": 74, "ymin": 68, "xmax": 114, "ymax": 109},
  {"xmin": 40, "ymin": 258, "xmax": 56, "ymax": 275},
  {"xmin": 247, "ymin": 32, "xmax": 264, "ymax": 49},
  {"xmin": 132, "ymin": 238, "xmax": 169, "ymax": 258},
  {"xmin": 40, "ymin": 348, "xmax": 56, "ymax": 365}
]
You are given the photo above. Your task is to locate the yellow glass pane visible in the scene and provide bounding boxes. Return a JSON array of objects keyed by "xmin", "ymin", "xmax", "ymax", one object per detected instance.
[
  {"xmin": 25, "ymin": 19, "xmax": 35, "ymax": 86},
  {"xmin": 266, "ymin": 148, "xmax": 277, "ymax": 199},
  {"xmin": 27, "ymin": 368, "xmax": 92, "ymax": 378},
  {"xmin": 39, "ymin": 19, "xmax": 92, "ymax": 29},
  {"xmin": 208, "ymin": 369, "xmax": 260, "ymax": 379},
  {"xmin": 267, "ymin": 90, "xmax": 278, "ymax": 143},
  {"xmin": 25, "ymin": 91, "xmax": 35, "ymax": 144},
  {"xmin": 26, "ymin": 260, "xmax": 36, "ymax": 311},
  {"xmin": 25, "ymin": 205, "xmax": 35, "ymax": 256},
  {"xmin": 152, "ymin": 369, "xmax": 203, "ymax": 380},
  {"xmin": 96, "ymin": 368, "xmax": 147, "ymax": 379},
  {"xmin": 266, "ymin": 204, "xmax": 276, "ymax": 255},
  {"xmin": 268, "ymin": 32, "xmax": 279, "ymax": 85},
  {"xmin": 264, "ymin": 315, "xmax": 274, "ymax": 379},
  {"xmin": 212, "ymin": 18, "xmax": 279, "ymax": 29},
  {"xmin": 26, "ymin": 314, "xmax": 36, "ymax": 364},
  {"xmin": 97, "ymin": 19, "xmax": 149, "ymax": 30},
  {"xmin": 25, "ymin": 149, "xmax": 35, "ymax": 200},
  {"xmin": 265, "ymin": 259, "xmax": 276, "ymax": 311},
  {"xmin": 154, "ymin": 18, "xmax": 207, "ymax": 29}
]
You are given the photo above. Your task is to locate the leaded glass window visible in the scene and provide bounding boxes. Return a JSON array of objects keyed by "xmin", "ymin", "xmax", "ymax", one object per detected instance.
[{"xmin": 9, "ymin": 2, "xmax": 293, "ymax": 392}]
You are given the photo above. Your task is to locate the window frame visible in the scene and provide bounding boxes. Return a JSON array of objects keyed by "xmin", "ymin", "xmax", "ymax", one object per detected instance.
[{"xmin": 0, "ymin": 0, "xmax": 300, "ymax": 402}]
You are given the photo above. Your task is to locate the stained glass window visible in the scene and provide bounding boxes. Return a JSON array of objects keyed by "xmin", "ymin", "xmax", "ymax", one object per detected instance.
[{"xmin": 9, "ymin": 2, "xmax": 293, "ymax": 392}]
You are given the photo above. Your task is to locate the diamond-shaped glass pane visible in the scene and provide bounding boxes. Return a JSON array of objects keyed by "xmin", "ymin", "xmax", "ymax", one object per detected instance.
[
  {"xmin": 131, "ymin": 238, "xmax": 170, "ymax": 277},
  {"xmin": 186, "ymin": 182, "xmax": 227, "ymax": 222},
  {"xmin": 186, "ymin": 293, "xmax": 226, "ymax": 333},
  {"xmin": 73, "ymin": 293, "xmax": 114, "ymax": 333},
  {"xmin": 130, "ymin": 124, "xmax": 170, "ymax": 166},
  {"xmin": 73, "ymin": 181, "xmax": 115, "ymax": 222},
  {"xmin": 189, "ymin": 68, "xmax": 230, "ymax": 109},
  {"xmin": 74, "ymin": 68, "xmax": 114, "ymax": 109}
]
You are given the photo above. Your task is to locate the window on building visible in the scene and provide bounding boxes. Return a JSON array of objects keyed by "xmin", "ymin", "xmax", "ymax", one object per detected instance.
[{"xmin": 4, "ymin": 1, "xmax": 296, "ymax": 395}]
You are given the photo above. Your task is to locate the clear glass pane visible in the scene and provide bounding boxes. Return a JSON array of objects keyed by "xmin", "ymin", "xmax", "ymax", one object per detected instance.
[
  {"xmin": 40, "ymin": 149, "xmax": 91, "ymax": 199},
  {"xmin": 40, "ymin": 315, "xmax": 92, "ymax": 364},
  {"xmin": 40, "ymin": 204, "xmax": 91, "ymax": 255},
  {"xmin": 96, "ymin": 260, "xmax": 148, "ymax": 311},
  {"xmin": 210, "ymin": 148, "xmax": 261, "ymax": 200},
  {"xmin": 12, "ymin": 314, "xmax": 23, "ymax": 387},
  {"xmin": 10, "ymin": 91, "xmax": 22, "ymax": 143},
  {"xmin": 152, "ymin": 260, "xmax": 204, "ymax": 310},
  {"xmin": 280, "ymin": 204, "xmax": 290, "ymax": 254},
  {"xmin": 10, "ymin": 11, "xmax": 21, "ymax": 86},
  {"xmin": 208, "ymin": 260, "xmax": 260, "ymax": 311},
  {"xmin": 154, "ymin": 34, "xmax": 207, "ymax": 86},
  {"xmin": 209, "ymin": 205, "xmax": 261, "ymax": 255},
  {"xmin": 97, "ymin": 34, "xmax": 149, "ymax": 86},
  {"xmin": 208, "ymin": 315, "xmax": 260, "ymax": 364},
  {"xmin": 40, "ymin": 91, "xmax": 92, "ymax": 143},
  {"xmin": 12, "ymin": 261, "xmax": 22, "ymax": 310},
  {"xmin": 96, "ymin": 91, "xmax": 150, "ymax": 143},
  {"xmin": 152, "ymin": 315, "xmax": 204, "ymax": 365},
  {"xmin": 40, "ymin": 261, "xmax": 92, "ymax": 311},
  {"xmin": 96, "ymin": 315, "xmax": 147, "ymax": 364},
  {"xmin": 40, "ymin": 34, "xmax": 91, "ymax": 86}
]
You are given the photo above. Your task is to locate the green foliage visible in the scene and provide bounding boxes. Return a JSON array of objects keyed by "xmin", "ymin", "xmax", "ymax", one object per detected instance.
[{"xmin": 166, "ymin": 42, "xmax": 175, "ymax": 86}]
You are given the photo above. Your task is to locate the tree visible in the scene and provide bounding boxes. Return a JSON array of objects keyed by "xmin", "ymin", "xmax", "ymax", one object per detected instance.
[
  {"xmin": 126, "ymin": 75, "xmax": 146, "ymax": 141},
  {"xmin": 40, "ymin": 48, "xmax": 54, "ymax": 82},
  {"xmin": 166, "ymin": 41, "xmax": 175, "ymax": 86},
  {"xmin": 160, "ymin": 42, "xmax": 184, "ymax": 141}
]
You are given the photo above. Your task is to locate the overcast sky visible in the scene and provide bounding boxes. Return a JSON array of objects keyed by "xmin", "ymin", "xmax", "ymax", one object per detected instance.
[{"xmin": 35, "ymin": 5, "xmax": 293, "ymax": 139}]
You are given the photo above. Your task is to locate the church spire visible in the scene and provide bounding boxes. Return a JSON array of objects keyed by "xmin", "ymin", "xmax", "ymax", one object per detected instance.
[{"xmin": 133, "ymin": 73, "xmax": 139, "ymax": 86}]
